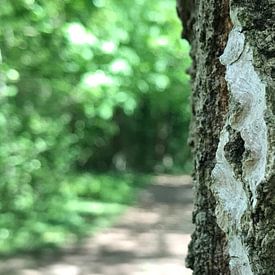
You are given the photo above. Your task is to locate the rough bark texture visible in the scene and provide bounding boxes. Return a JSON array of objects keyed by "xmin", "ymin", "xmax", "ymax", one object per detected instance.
[{"xmin": 177, "ymin": 0, "xmax": 275, "ymax": 274}]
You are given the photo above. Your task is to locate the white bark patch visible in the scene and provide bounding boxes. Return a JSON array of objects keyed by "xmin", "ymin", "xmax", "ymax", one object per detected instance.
[
  {"xmin": 212, "ymin": 130, "xmax": 247, "ymax": 231},
  {"xmin": 229, "ymin": 236, "xmax": 252, "ymax": 274},
  {"xmin": 212, "ymin": 19, "xmax": 267, "ymax": 275},
  {"xmin": 219, "ymin": 27, "xmax": 244, "ymax": 65}
]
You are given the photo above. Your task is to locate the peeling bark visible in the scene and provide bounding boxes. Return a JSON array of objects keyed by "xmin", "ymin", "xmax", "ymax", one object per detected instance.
[{"xmin": 177, "ymin": 0, "xmax": 274, "ymax": 274}]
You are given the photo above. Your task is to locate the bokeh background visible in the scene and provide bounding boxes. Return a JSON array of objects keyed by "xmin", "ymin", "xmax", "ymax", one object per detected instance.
[{"xmin": 0, "ymin": 0, "xmax": 191, "ymax": 257}]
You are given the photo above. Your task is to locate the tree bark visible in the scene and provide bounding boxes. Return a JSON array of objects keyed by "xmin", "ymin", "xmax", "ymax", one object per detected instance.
[{"xmin": 177, "ymin": 0, "xmax": 275, "ymax": 274}]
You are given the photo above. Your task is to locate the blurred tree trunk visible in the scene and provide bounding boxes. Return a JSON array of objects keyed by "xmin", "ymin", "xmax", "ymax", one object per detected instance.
[{"xmin": 177, "ymin": 0, "xmax": 274, "ymax": 274}]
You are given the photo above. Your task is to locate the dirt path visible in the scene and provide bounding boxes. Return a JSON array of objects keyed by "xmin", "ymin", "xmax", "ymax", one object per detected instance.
[{"xmin": 0, "ymin": 175, "xmax": 193, "ymax": 275}]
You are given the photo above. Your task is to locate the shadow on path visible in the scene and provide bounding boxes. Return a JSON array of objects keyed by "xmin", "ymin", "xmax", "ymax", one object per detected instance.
[{"xmin": 0, "ymin": 175, "xmax": 193, "ymax": 275}]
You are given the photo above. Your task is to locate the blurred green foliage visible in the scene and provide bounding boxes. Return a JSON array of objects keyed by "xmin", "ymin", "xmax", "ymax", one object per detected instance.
[
  {"xmin": 0, "ymin": 172, "xmax": 149, "ymax": 255},
  {"xmin": 0, "ymin": 0, "xmax": 191, "ymax": 254}
]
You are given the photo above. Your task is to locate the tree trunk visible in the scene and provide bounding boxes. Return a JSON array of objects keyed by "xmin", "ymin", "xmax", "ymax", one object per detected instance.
[{"xmin": 177, "ymin": 1, "xmax": 275, "ymax": 274}]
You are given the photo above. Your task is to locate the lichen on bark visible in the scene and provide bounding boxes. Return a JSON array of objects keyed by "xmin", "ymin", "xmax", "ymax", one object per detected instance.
[{"xmin": 212, "ymin": 25, "xmax": 268, "ymax": 272}]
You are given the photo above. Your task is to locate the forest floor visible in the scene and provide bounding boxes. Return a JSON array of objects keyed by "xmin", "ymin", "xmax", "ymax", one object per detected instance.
[{"xmin": 0, "ymin": 175, "xmax": 193, "ymax": 275}]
